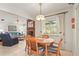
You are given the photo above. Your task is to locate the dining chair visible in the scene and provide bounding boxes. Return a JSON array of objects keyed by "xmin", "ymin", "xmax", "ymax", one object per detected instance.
[
  {"xmin": 25, "ymin": 35, "xmax": 32, "ymax": 55},
  {"xmin": 48, "ymin": 38, "xmax": 62, "ymax": 56},
  {"xmin": 29, "ymin": 37, "xmax": 44, "ymax": 56}
]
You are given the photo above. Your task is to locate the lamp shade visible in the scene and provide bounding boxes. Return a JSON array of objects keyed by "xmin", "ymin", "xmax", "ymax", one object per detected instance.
[{"xmin": 36, "ymin": 15, "xmax": 45, "ymax": 21}]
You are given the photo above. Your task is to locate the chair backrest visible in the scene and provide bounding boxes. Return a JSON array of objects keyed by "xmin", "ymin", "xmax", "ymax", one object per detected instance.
[
  {"xmin": 25, "ymin": 35, "xmax": 32, "ymax": 47},
  {"xmin": 26, "ymin": 35, "xmax": 32, "ymax": 39},
  {"xmin": 29, "ymin": 37, "xmax": 38, "ymax": 51},
  {"xmin": 57, "ymin": 38, "xmax": 63, "ymax": 50}
]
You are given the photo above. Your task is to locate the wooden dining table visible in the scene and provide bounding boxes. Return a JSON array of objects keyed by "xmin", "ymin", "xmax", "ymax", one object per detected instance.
[{"xmin": 36, "ymin": 38, "xmax": 54, "ymax": 56}]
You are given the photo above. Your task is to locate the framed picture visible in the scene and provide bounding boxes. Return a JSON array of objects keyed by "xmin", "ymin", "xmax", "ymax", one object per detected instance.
[{"xmin": 8, "ymin": 25, "xmax": 17, "ymax": 31}]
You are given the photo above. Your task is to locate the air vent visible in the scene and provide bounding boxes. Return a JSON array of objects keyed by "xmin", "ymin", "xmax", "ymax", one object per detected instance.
[{"xmin": 1, "ymin": 19, "xmax": 5, "ymax": 21}]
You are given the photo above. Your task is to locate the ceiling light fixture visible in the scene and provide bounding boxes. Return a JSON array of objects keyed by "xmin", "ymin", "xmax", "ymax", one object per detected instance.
[{"xmin": 36, "ymin": 3, "xmax": 45, "ymax": 21}]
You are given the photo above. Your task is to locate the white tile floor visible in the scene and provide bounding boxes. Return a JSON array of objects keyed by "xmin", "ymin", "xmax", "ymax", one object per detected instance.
[{"xmin": 0, "ymin": 41, "xmax": 72, "ymax": 56}]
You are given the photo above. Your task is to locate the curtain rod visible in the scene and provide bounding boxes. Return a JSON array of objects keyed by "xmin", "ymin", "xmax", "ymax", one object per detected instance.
[{"xmin": 45, "ymin": 11, "xmax": 68, "ymax": 17}]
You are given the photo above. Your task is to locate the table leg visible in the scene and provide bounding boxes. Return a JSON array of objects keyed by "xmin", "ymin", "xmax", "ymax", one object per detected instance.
[{"xmin": 45, "ymin": 44, "xmax": 48, "ymax": 56}]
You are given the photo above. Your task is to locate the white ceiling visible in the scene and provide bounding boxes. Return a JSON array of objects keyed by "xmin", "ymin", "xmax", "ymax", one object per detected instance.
[{"xmin": 0, "ymin": 3, "xmax": 73, "ymax": 19}]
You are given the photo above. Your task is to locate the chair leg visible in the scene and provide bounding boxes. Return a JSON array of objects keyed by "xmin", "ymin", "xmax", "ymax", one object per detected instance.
[
  {"xmin": 59, "ymin": 51, "xmax": 61, "ymax": 56},
  {"xmin": 56, "ymin": 51, "xmax": 61, "ymax": 56},
  {"xmin": 26, "ymin": 46, "xmax": 30, "ymax": 55},
  {"xmin": 56, "ymin": 51, "xmax": 60, "ymax": 56},
  {"xmin": 25, "ymin": 46, "xmax": 26, "ymax": 51},
  {"xmin": 29, "ymin": 49, "xmax": 32, "ymax": 56},
  {"xmin": 25, "ymin": 46, "xmax": 30, "ymax": 55},
  {"xmin": 36, "ymin": 51, "xmax": 39, "ymax": 56}
]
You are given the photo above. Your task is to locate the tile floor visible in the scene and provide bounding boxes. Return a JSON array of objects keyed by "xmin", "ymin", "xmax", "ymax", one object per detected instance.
[{"xmin": 0, "ymin": 41, "xmax": 72, "ymax": 56}]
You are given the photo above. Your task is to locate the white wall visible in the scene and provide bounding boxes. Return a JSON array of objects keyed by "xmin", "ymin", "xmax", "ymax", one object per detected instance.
[
  {"xmin": 76, "ymin": 4, "xmax": 79, "ymax": 55},
  {"xmin": 16, "ymin": 16, "xmax": 27, "ymax": 35},
  {"xmin": 0, "ymin": 10, "xmax": 27, "ymax": 35},
  {"xmin": 64, "ymin": 9, "xmax": 74, "ymax": 51},
  {"xmin": 0, "ymin": 10, "xmax": 16, "ymax": 32},
  {"xmin": 73, "ymin": 4, "xmax": 79, "ymax": 56}
]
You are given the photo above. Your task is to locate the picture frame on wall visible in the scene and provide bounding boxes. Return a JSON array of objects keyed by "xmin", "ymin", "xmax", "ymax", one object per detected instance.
[{"xmin": 8, "ymin": 25, "xmax": 17, "ymax": 31}]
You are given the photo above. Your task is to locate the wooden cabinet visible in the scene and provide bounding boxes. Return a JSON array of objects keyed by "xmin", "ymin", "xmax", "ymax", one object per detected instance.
[{"xmin": 27, "ymin": 19, "xmax": 35, "ymax": 37}]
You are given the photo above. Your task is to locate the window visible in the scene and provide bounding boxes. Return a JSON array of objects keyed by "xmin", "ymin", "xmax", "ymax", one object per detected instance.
[{"xmin": 44, "ymin": 16, "xmax": 59, "ymax": 35}]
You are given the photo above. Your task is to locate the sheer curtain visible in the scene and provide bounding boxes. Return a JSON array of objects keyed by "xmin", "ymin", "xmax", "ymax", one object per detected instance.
[
  {"xmin": 44, "ymin": 15, "xmax": 60, "ymax": 35},
  {"xmin": 42, "ymin": 14, "xmax": 65, "ymax": 41}
]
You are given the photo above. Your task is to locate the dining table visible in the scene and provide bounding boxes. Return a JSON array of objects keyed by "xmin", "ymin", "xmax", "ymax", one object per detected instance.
[{"xmin": 36, "ymin": 38, "xmax": 54, "ymax": 56}]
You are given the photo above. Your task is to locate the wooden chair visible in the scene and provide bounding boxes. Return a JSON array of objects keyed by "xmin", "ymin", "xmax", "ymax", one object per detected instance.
[
  {"xmin": 48, "ymin": 38, "xmax": 62, "ymax": 56},
  {"xmin": 29, "ymin": 37, "xmax": 44, "ymax": 56},
  {"xmin": 25, "ymin": 35, "xmax": 32, "ymax": 55}
]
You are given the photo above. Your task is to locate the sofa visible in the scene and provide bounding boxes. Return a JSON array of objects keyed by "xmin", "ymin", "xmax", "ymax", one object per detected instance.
[{"xmin": 0, "ymin": 33, "xmax": 19, "ymax": 46}]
